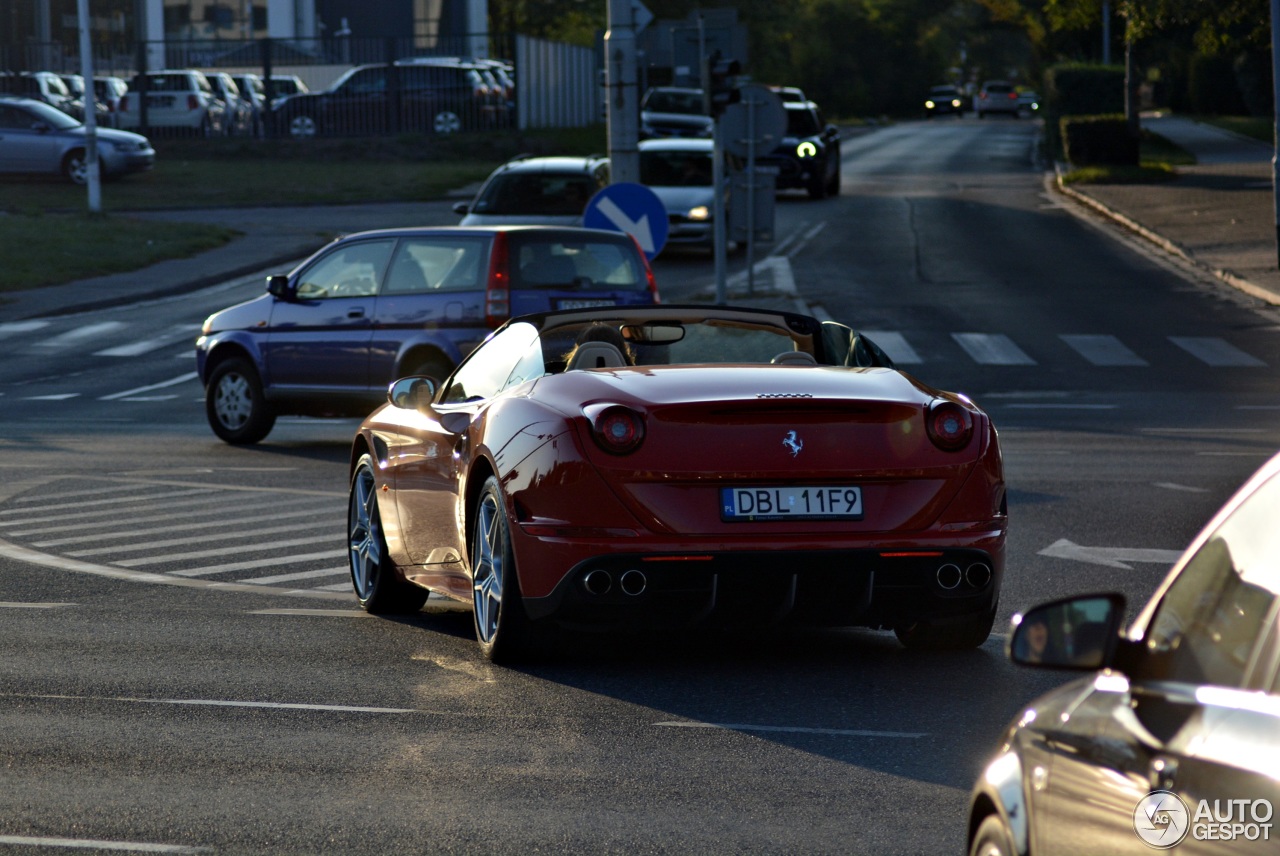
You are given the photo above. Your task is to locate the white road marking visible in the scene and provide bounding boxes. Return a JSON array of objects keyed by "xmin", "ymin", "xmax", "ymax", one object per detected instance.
[
  {"xmin": 68, "ymin": 521, "xmax": 333, "ymax": 556},
  {"xmin": 1169, "ymin": 336, "xmax": 1266, "ymax": 367},
  {"xmin": 0, "ymin": 834, "xmax": 208, "ymax": 853},
  {"xmin": 9, "ymin": 693, "xmax": 416, "ymax": 714},
  {"xmin": 1059, "ymin": 334, "xmax": 1148, "ymax": 366},
  {"xmin": 32, "ymin": 321, "xmax": 126, "ymax": 348},
  {"xmin": 655, "ymin": 721, "xmax": 926, "ymax": 738},
  {"xmin": 116, "ymin": 535, "xmax": 338, "ymax": 568},
  {"xmin": 0, "ymin": 490, "xmax": 220, "ymax": 526},
  {"xmin": 244, "ymin": 569, "xmax": 348, "ymax": 584},
  {"xmin": 0, "ymin": 487, "xmax": 214, "ymax": 517},
  {"xmin": 34, "ymin": 504, "xmax": 330, "ymax": 546},
  {"xmin": 22, "ymin": 393, "xmax": 80, "ymax": 400},
  {"xmin": 250, "ymin": 608, "xmax": 365, "ymax": 617},
  {"xmin": 167, "ymin": 549, "xmax": 346, "ymax": 577},
  {"xmin": 1154, "ymin": 482, "xmax": 1209, "ymax": 492},
  {"xmin": 94, "ymin": 325, "xmax": 200, "ymax": 357},
  {"xmin": 0, "ymin": 601, "xmax": 76, "ymax": 609},
  {"xmin": 951, "ymin": 333, "xmax": 1036, "ymax": 365},
  {"xmin": 11, "ymin": 483, "xmax": 150, "ymax": 503},
  {"xmin": 0, "ymin": 320, "xmax": 50, "ymax": 338},
  {"xmin": 1039, "ymin": 538, "xmax": 1182, "ymax": 570},
  {"xmin": 861, "ymin": 331, "xmax": 923, "ymax": 364},
  {"xmin": 99, "ymin": 371, "xmax": 199, "ymax": 401}
]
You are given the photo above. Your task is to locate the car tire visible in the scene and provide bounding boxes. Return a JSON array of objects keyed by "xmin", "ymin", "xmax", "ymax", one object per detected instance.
[
  {"xmin": 289, "ymin": 114, "xmax": 319, "ymax": 139},
  {"xmin": 471, "ymin": 475, "xmax": 534, "ymax": 663},
  {"xmin": 433, "ymin": 110, "xmax": 463, "ymax": 134},
  {"xmin": 348, "ymin": 454, "xmax": 429, "ymax": 614},
  {"xmin": 62, "ymin": 149, "xmax": 92, "ymax": 185},
  {"xmin": 205, "ymin": 357, "xmax": 276, "ymax": 445},
  {"xmin": 969, "ymin": 814, "xmax": 1016, "ymax": 856},
  {"xmin": 894, "ymin": 605, "xmax": 996, "ymax": 651}
]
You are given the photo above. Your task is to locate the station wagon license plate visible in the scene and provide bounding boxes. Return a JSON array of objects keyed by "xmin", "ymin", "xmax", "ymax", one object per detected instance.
[
  {"xmin": 720, "ymin": 486, "xmax": 863, "ymax": 521},
  {"xmin": 556, "ymin": 298, "xmax": 616, "ymax": 310}
]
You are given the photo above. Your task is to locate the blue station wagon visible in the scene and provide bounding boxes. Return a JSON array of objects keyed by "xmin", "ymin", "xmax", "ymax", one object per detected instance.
[{"xmin": 196, "ymin": 225, "xmax": 659, "ymax": 444}]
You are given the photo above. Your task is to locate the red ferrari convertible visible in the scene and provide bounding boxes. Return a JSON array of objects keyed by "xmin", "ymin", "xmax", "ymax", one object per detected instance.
[{"xmin": 347, "ymin": 305, "xmax": 1006, "ymax": 661}]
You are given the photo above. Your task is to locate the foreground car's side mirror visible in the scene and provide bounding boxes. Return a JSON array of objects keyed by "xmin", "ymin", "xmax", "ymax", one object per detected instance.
[
  {"xmin": 1009, "ymin": 593, "xmax": 1126, "ymax": 671},
  {"xmin": 452, "ymin": 201, "xmax": 469, "ymax": 215},
  {"xmin": 266, "ymin": 274, "xmax": 294, "ymax": 299},
  {"xmin": 387, "ymin": 376, "xmax": 436, "ymax": 410}
]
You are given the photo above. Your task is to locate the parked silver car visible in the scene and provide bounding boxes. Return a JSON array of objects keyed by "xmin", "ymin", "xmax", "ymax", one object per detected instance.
[
  {"xmin": 639, "ymin": 137, "xmax": 721, "ymax": 250},
  {"xmin": 0, "ymin": 97, "xmax": 155, "ymax": 184},
  {"xmin": 117, "ymin": 69, "xmax": 226, "ymax": 136}
]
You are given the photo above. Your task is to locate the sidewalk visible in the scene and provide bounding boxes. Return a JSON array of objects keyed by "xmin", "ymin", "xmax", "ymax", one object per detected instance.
[
  {"xmin": 1056, "ymin": 113, "xmax": 1279, "ymax": 305},
  {"xmin": 2, "ymin": 116, "xmax": 1275, "ymax": 320}
]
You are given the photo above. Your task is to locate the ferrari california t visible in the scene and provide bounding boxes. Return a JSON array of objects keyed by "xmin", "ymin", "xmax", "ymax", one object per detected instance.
[{"xmin": 347, "ymin": 305, "xmax": 1007, "ymax": 661}]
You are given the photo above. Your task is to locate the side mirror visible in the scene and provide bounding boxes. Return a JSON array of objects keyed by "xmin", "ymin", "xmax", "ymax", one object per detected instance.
[
  {"xmin": 825, "ymin": 124, "xmax": 839, "ymax": 139},
  {"xmin": 452, "ymin": 201, "xmax": 469, "ymax": 216},
  {"xmin": 266, "ymin": 274, "xmax": 293, "ymax": 299},
  {"xmin": 387, "ymin": 376, "xmax": 436, "ymax": 410},
  {"xmin": 1009, "ymin": 593, "xmax": 1126, "ymax": 671}
]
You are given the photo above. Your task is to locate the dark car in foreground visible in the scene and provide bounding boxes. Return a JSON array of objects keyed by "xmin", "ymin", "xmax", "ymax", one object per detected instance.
[
  {"xmin": 196, "ymin": 226, "xmax": 658, "ymax": 444},
  {"xmin": 0, "ymin": 97, "xmax": 155, "ymax": 184},
  {"xmin": 345, "ymin": 304, "xmax": 1006, "ymax": 662},
  {"xmin": 758, "ymin": 100, "xmax": 841, "ymax": 199},
  {"xmin": 968, "ymin": 451, "xmax": 1280, "ymax": 856}
]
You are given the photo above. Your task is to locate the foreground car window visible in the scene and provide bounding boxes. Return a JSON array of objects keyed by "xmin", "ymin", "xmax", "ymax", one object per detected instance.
[
  {"xmin": 296, "ymin": 239, "xmax": 395, "ymax": 299},
  {"xmin": 442, "ymin": 322, "xmax": 540, "ymax": 404},
  {"xmin": 1143, "ymin": 472, "xmax": 1280, "ymax": 687},
  {"xmin": 640, "ymin": 151, "xmax": 713, "ymax": 187}
]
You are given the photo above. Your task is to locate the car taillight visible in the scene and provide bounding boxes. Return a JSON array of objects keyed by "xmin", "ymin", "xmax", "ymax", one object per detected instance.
[
  {"xmin": 630, "ymin": 235, "xmax": 660, "ymax": 302},
  {"xmin": 485, "ymin": 231, "xmax": 510, "ymax": 328},
  {"xmin": 589, "ymin": 405, "xmax": 645, "ymax": 455},
  {"xmin": 1008, "ymin": 92, "xmax": 1018, "ymax": 99},
  {"xmin": 926, "ymin": 400, "xmax": 973, "ymax": 451}
]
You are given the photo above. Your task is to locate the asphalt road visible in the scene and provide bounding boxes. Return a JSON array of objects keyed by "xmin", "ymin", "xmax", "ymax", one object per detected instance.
[{"xmin": 2, "ymin": 116, "xmax": 1279, "ymax": 855}]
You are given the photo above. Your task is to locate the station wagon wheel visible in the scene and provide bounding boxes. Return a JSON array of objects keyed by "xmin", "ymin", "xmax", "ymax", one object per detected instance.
[
  {"xmin": 348, "ymin": 454, "xmax": 429, "ymax": 613},
  {"xmin": 433, "ymin": 110, "xmax": 462, "ymax": 134},
  {"xmin": 204, "ymin": 357, "xmax": 276, "ymax": 445},
  {"xmin": 61, "ymin": 149, "xmax": 91, "ymax": 185},
  {"xmin": 471, "ymin": 476, "xmax": 533, "ymax": 662},
  {"xmin": 289, "ymin": 114, "xmax": 318, "ymax": 138}
]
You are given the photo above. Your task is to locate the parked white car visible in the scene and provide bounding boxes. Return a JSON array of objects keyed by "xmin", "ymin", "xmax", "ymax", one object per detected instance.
[{"xmin": 117, "ymin": 69, "xmax": 226, "ymax": 136}]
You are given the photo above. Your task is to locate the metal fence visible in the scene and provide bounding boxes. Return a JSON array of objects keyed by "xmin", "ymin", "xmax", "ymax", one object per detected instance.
[{"xmin": 0, "ymin": 32, "xmax": 602, "ymax": 136}]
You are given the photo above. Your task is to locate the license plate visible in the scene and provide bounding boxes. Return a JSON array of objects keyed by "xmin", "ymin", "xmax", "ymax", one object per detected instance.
[
  {"xmin": 556, "ymin": 298, "xmax": 615, "ymax": 310},
  {"xmin": 720, "ymin": 486, "xmax": 863, "ymax": 521}
]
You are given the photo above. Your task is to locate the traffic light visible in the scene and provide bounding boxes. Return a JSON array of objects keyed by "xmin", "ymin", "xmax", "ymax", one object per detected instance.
[{"xmin": 707, "ymin": 52, "xmax": 741, "ymax": 118}]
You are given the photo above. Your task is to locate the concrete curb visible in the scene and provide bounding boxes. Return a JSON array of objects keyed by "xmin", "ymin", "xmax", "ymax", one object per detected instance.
[{"xmin": 1049, "ymin": 166, "xmax": 1280, "ymax": 307}]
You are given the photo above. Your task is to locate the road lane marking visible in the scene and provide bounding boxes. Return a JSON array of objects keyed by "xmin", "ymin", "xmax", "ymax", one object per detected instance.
[
  {"xmin": 32, "ymin": 321, "xmax": 126, "ymax": 347},
  {"xmin": 250, "ymin": 608, "xmax": 365, "ymax": 616},
  {"xmin": 1154, "ymin": 482, "xmax": 1209, "ymax": 493},
  {"xmin": 241, "ymin": 568, "xmax": 348, "ymax": 585},
  {"xmin": 30, "ymin": 502, "xmax": 327, "ymax": 545},
  {"xmin": 94, "ymin": 324, "xmax": 201, "ymax": 357},
  {"xmin": 951, "ymin": 333, "xmax": 1036, "ymax": 365},
  {"xmin": 0, "ymin": 491, "xmax": 222, "ymax": 526},
  {"xmin": 167, "ymin": 550, "xmax": 346, "ymax": 577},
  {"xmin": 861, "ymin": 331, "xmax": 922, "ymax": 364},
  {"xmin": 99, "ymin": 371, "xmax": 199, "ymax": 401},
  {"xmin": 67, "ymin": 521, "xmax": 333, "ymax": 556},
  {"xmin": 116, "ymin": 535, "xmax": 338, "ymax": 567},
  {"xmin": 0, "ymin": 320, "xmax": 50, "ymax": 338},
  {"xmin": 5, "ymin": 693, "xmax": 416, "ymax": 714},
  {"xmin": 1169, "ymin": 336, "xmax": 1266, "ymax": 367},
  {"xmin": 0, "ymin": 601, "xmax": 76, "ymax": 609},
  {"xmin": 22, "ymin": 393, "xmax": 80, "ymax": 400},
  {"xmin": 11, "ymin": 483, "xmax": 150, "ymax": 503},
  {"xmin": 0, "ymin": 834, "xmax": 209, "ymax": 853},
  {"xmin": 1059, "ymin": 334, "xmax": 1148, "ymax": 366},
  {"xmin": 1038, "ymin": 538, "xmax": 1182, "ymax": 570},
  {"xmin": 0, "ymin": 537, "xmax": 348, "ymax": 601},
  {"xmin": 0, "ymin": 488, "xmax": 214, "ymax": 517},
  {"xmin": 655, "ymin": 721, "xmax": 926, "ymax": 738}
]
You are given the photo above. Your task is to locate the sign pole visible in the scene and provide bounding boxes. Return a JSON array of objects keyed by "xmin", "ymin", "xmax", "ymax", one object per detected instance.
[
  {"xmin": 605, "ymin": 0, "xmax": 640, "ymax": 184},
  {"xmin": 77, "ymin": 0, "xmax": 100, "ymax": 212}
]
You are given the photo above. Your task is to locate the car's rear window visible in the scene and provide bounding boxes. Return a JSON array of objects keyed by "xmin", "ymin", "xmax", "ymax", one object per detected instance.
[
  {"xmin": 643, "ymin": 90, "xmax": 704, "ymax": 114},
  {"xmin": 508, "ymin": 235, "xmax": 646, "ymax": 293},
  {"xmin": 640, "ymin": 150, "xmax": 713, "ymax": 187},
  {"xmin": 472, "ymin": 172, "xmax": 596, "ymax": 216},
  {"xmin": 785, "ymin": 108, "xmax": 821, "ymax": 137}
]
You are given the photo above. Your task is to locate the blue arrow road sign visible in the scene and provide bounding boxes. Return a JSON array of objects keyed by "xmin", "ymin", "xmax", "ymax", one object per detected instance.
[{"xmin": 583, "ymin": 182, "xmax": 669, "ymax": 260}]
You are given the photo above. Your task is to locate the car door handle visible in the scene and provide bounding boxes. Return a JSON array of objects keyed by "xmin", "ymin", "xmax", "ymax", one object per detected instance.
[
  {"xmin": 347, "ymin": 308, "xmax": 366, "ymax": 319},
  {"xmin": 1148, "ymin": 756, "xmax": 1178, "ymax": 791}
]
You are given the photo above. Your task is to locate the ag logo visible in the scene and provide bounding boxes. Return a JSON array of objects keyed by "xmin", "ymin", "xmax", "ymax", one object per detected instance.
[{"xmin": 1134, "ymin": 790, "xmax": 1190, "ymax": 848}]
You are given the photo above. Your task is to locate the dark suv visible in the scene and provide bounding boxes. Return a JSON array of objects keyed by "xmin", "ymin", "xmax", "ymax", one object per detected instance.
[
  {"xmin": 758, "ymin": 100, "xmax": 841, "ymax": 199},
  {"xmin": 271, "ymin": 59, "xmax": 498, "ymax": 138},
  {"xmin": 196, "ymin": 226, "xmax": 659, "ymax": 444}
]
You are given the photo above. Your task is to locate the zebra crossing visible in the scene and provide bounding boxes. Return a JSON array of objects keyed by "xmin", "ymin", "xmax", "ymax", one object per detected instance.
[
  {"xmin": 1, "ymin": 316, "xmax": 1272, "ymax": 403},
  {"xmin": 0, "ymin": 479, "xmax": 353, "ymax": 596}
]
